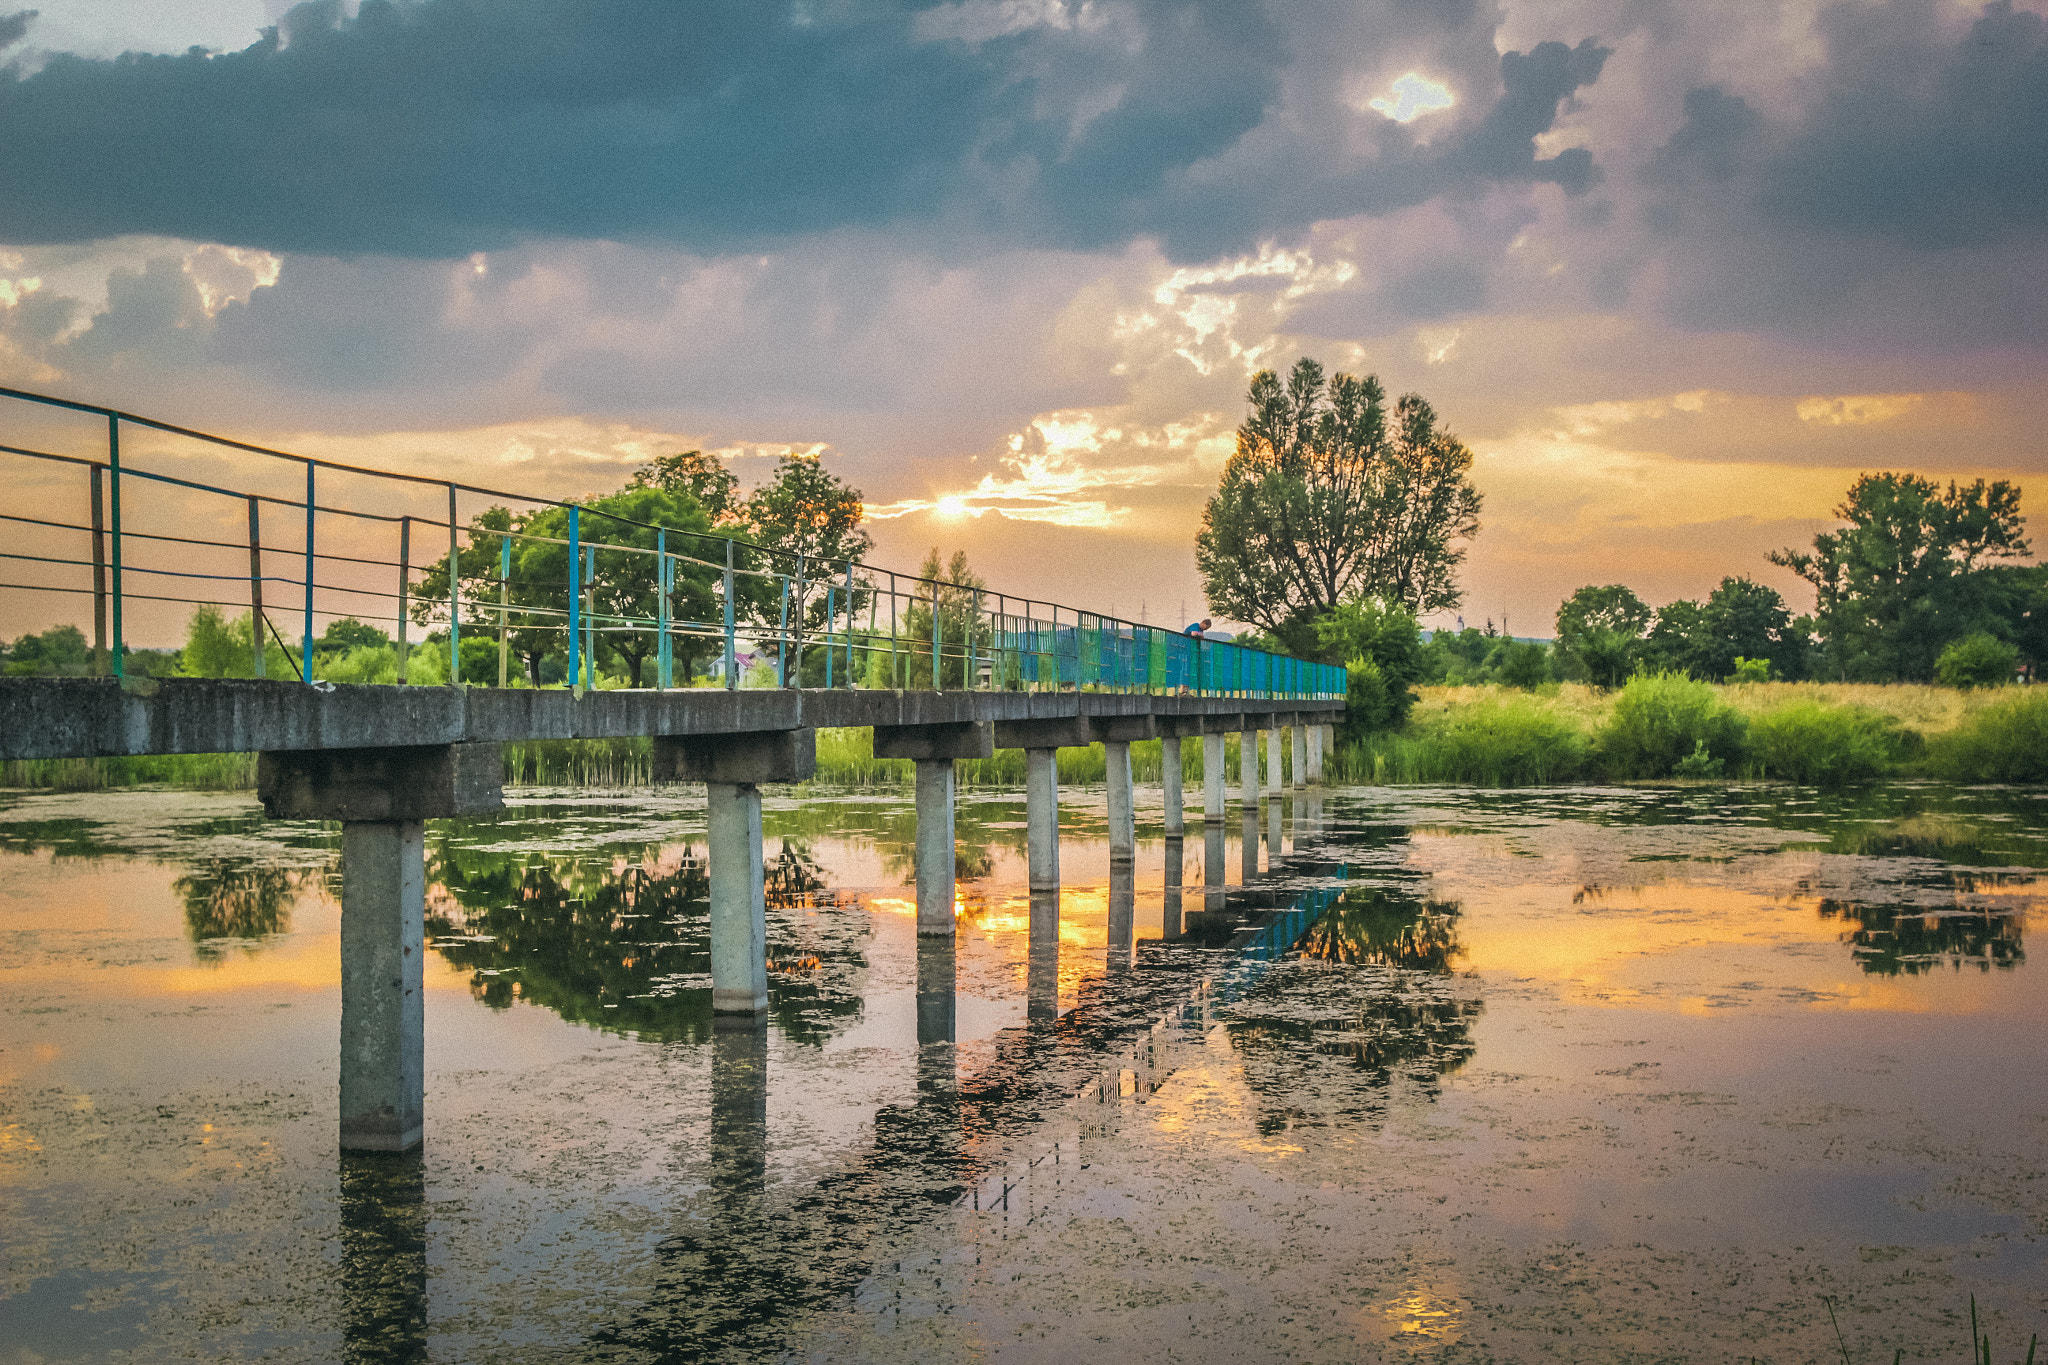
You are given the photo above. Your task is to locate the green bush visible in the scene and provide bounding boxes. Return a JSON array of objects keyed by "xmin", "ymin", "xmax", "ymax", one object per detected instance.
[
  {"xmin": 1934, "ymin": 632, "xmax": 2020, "ymax": 689},
  {"xmin": 1338, "ymin": 658, "xmax": 1395, "ymax": 742},
  {"xmin": 1927, "ymin": 688, "xmax": 2048, "ymax": 782},
  {"xmin": 1747, "ymin": 699, "xmax": 1896, "ymax": 785},
  {"xmin": 1597, "ymin": 672, "xmax": 1748, "ymax": 778},
  {"xmin": 1494, "ymin": 639, "xmax": 1551, "ymax": 689},
  {"xmin": 1730, "ymin": 656, "xmax": 1771, "ymax": 683}
]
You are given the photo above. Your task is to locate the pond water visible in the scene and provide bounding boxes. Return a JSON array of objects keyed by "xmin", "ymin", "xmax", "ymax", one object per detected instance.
[{"xmin": 1, "ymin": 780, "xmax": 2044, "ymax": 1362}]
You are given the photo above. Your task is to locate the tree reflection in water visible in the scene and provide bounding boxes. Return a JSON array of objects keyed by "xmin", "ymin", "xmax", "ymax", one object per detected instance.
[
  {"xmin": 173, "ymin": 860, "xmax": 305, "ymax": 958},
  {"xmin": 1224, "ymin": 885, "xmax": 1480, "ymax": 1136},
  {"xmin": 1297, "ymin": 886, "xmax": 1464, "ymax": 971},
  {"xmin": 1819, "ymin": 892, "xmax": 2027, "ymax": 976},
  {"xmin": 424, "ymin": 836, "xmax": 868, "ymax": 1045}
]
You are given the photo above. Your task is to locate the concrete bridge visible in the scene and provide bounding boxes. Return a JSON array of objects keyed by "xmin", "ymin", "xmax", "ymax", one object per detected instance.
[{"xmin": 0, "ymin": 675, "xmax": 1340, "ymax": 1152}]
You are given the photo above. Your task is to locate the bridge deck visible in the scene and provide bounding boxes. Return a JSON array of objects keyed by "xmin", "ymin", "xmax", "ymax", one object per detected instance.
[{"xmin": 0, "ymin": 677, "xmax": 1339, "ymax": 761}]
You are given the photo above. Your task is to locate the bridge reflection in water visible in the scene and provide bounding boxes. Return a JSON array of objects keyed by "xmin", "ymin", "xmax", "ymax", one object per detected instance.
[{"xmin": 319, "ymin": 789, "xmax": 1490, "ymax": 1362}]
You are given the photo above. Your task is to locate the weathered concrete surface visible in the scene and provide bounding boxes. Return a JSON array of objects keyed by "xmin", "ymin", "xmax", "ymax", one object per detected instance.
[
  {"xmin": 0, "ymin": 677, "xmax": 1338, "ymax": 760},
  {"xmin": 339, "ymin": 820, "xmax": 425, "ymax": 1152},
  {"xmin": 914, "ymin": 759, "xmax": 958, "ymax": 936},
  {"xmin": 258, "ymin": 743, "xmax": 504, "ymax": 822},
  {"xmin": 872, "ymin": 722, "xmax": 993, "ymax": 762},
  {"xmin": 654, "ymin": 728, "xmax": 818, "ymax": 786},
  {"xmin": 1161, "ymin": 735, "xmax": 1184, "ymax": 837},
  {"xmin": 707, "ymin": 781, "xmax": 769, "ymax": 1013}
]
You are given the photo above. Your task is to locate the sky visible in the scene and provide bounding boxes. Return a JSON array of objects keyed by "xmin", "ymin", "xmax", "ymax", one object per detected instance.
[{"xmin": 1, "ymin": 0, "xmax": 2042, "ymax": 644}]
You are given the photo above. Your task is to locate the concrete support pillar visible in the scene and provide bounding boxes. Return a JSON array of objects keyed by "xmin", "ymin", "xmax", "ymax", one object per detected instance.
[
  {"xmin": 339, "ymin": 820, "xmax": 425, "ymax": 1153},
  {"xmin": 258, "ymin": 741, "xmax": 504, "ymax": 1156},
  {"xmin": 1267, "ymin": 721, "xmax": 1284, "ymax": 792},
  {"xmin": 1027, "ymin": 748, "xmax": 1060, "ymax": 894},
  {"xmin": 1306, "ymin": 722, "xmax": 1325, "ymax": 785},
  {"xmin": 1322, "ymin": 724, "xmax": 1336, "ymax": 772},
  {"xmin": 1161, "ymin": 736, "xmax": 1184, "ymax": 837},
  {"xmin": 1292, "ymin": 723, "xmax": 1307, "ymax": 789},
  {"xmin": 1240, "ymin": 729, "xmax": 1260, "ymax": 807},
  {"xmin": 1203, "ymin": 733, "xmax": 1226, "ymax": 823},
  {"xmin": 914, "ymin": 760, "xmax": 956, "ymax": 936},
  {"xmin": 708, "ymin": 780, "xmax": 768, "ymax": 1013},
  {"xmin": 1105, "ymin": 739, "xmax": 1134, "ymax": 863},
  {"xmin": 657, "ymin": 728, "xmax": 816, "ymax": 1014},
  {"xmin": 874, "ymin": 723, "xmax": 992, "ymax": 940}
]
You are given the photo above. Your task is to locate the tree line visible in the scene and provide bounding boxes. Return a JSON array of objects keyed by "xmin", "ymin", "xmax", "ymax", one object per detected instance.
[{"xmin": 1195, "ymin": 356, "xmax": 2044, "ymax": 747}]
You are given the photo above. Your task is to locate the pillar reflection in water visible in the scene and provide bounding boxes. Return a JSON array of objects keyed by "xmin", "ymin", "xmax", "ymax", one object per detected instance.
[
  {"xmin": 1267, "ymin": 794, "xmax": 1286, "ymax": 867},
  {"xmin": 1240, "ymin": 809, "xmax": 1260, "ymax": 884},
  {"xmin": 1204, "ymin": 823, "xmax": 1226, "ymax": 914},
  {"xmin": 710, "ymin": 1015, "xmax": 770, "ymax": 1204},
  {"xmin": 339, "ymin": 1151, "xmax": 428, "ymax": 1365},
  {"xmin": 1162, "ymin": 836, "xmax": 1184, "ymax": 940},
  {"xmin": 1027, "ymin": 889, "xmax": 1060, "ymax": 1022},
  {"xmin": 1297, "ymin": 795, "xmax": 1323, "ymax": 849},
  {"xmin": 1106, "ymin": 858, "xmax": 1135, "ymax": 971},
  {"xmin": 915, "ymin": 937, "xmax": 957, "ymax": 1097}
]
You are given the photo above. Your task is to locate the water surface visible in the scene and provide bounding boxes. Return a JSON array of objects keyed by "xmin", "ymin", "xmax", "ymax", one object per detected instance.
[{"xmin": 2, "ymin": 780, "xmax": 2043, "ymax": 1361}]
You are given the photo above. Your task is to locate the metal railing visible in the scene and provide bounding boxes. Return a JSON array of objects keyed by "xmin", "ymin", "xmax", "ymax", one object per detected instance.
[{"xmin": 0, "ymin": 386, "xmax": 1345, "ymax": 701}]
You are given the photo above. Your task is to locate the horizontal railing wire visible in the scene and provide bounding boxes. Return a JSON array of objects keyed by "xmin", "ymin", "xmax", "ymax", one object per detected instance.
[{"xmin": 0, "ymin": 388, "xmax": 1347, "ymax": 699}]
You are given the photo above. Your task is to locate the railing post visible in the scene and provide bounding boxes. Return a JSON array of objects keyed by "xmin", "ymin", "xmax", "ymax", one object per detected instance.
[
  {"xmin": 889, "ymin": 572, "xmax": 899, "ymax": 688},
  {"xmin": 657, "ymin": 531, "xmax": 670, "ymax": 690},
  {"xmin": 247, "ymin": 496, "xmax": 265, "ymax": 678},
  {"xmin": 724, "ymin": 537, "xmax": 737, "ymax": 692},
  {"xmin": 446, "ymin": 485, "xmax": 460, "ymax": 686},
  {"xmin": 497, "ymin": 533, "xmax": 511, "ymax": 689},
  {"xmin": 931, "ymin": 577, "xmax": 941, "ymax": 690},
  {"xmin": 777, "ymin": 556, "xmax": 792, "ymax": 688},
  {"xmin": 843, "ymin": 558, "xmax": 855, "ymax": 688},
  {"xmin": 301, "ymin": 462, "xmax": 315, "ymax": 684},
  {"xmin": 566, "ymin": 505, "xmax": 581, "ymax": 690},
  {"xmin": 89, "ymin": 465, "xmax": 108, "ymax": 676},
  {"xmin": 823, "ymin": 585, "xmax": 836, "ymax": 689},
  {"xmin": 397, "ymin": 518, "xmax": 410, "ymax": 684},
  {"xmin": 584, "ymin": 544, "xmax": 597, "ymax": 684},
  {"xmin": 107, "ymin": 415, "xmax": 123, "ymax": 680}
]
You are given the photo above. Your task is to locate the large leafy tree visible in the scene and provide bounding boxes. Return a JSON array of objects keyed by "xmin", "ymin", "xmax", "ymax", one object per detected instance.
[
  {"xmin": 892, "ymin": 547, "xmax": 990, "ymax": 689},
  {"xmin": 1769, "ymin": 473, "xmax": 2030, "ymax": 680},
  {"xmin": 1196, "ymin": 357, "xmax": 1482, "ymax": 654},
  {"xmin": 1553, "ymin": 584, "xmax": 1653, "ymax": 687},
  {"xmin": 741, "ymin": 454, "xmax": 873, "ymax": 685},
  {"xmin": 630, "ymin": 449, "xmax": 743, "ymax": 526},
  {"xmin": 1645, "ymin": 576, "xmax": 1801, "ymax": 681}
]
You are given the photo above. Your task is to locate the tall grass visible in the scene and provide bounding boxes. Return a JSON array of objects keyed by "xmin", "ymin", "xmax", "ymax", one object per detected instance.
[
  {"xmin": 1747, "ymin": 698, "xmax": 1898, "ymax": 785},
  {"xmin": 0, "ymin": 752, "xmax": 259, "ymax": 791},
  {"xmin": 1927, "ymin": 688, "xmax": 2048, "ymax": 783},
  {"xmin": 1339, "ymin": 692, "xmax": 1588, "ymax": 786}
]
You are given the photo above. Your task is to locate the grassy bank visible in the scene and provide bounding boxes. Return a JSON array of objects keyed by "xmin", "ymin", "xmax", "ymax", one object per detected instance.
[{"xmin": 1335, "ymin": 680, "xmax": 2048, "ymax": 787}]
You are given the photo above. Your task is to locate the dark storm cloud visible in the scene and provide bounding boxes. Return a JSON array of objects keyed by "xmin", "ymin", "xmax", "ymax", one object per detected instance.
[
  {"xmin": 1647, "ymin": 0, "xmax": 2048, "ymax": 247},
  {"xmin": 1640, "ymin": 0, "xmax": 2048, "ymax": 344},
  {"xmin": 0, "ymin": 10, "xmax": 33, "ymax": 49},
  {"xmin": 0, "ymin": 0, "xmax": 1610, "ymax": 262}
]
